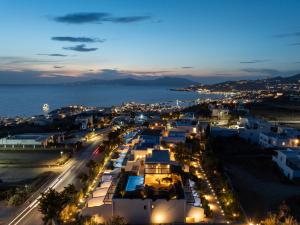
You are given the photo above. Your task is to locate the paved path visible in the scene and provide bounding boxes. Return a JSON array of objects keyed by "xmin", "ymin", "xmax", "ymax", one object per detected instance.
[{"xmin": 197, "ymin": 164, "xmax": 227, "ymax": 224}]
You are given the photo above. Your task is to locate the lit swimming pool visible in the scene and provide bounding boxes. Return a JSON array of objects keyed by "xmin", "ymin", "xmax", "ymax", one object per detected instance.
[{"xmin": 125, "ymin": 176, "xmax": 144, "ymax": 191}]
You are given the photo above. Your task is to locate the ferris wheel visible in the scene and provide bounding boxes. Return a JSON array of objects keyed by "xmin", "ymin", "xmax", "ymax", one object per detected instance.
[{"xmin": 42, "ymin": 103, "xmax": 50, "ymax": 114}]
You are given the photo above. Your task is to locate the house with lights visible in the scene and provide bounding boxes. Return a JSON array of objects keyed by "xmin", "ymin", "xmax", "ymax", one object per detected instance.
[
  {"xmin": 111, "ymin": 148, "xmax": 204, "ymax": 224},
  {"xmin": 259, "ymin": 127, "xmax": 300, "ymax": 149},
  {"xmin": 162, "ymin": 130, "xmax": 187, "ymax": 145},
  {"xmin": 82, "ymin": 129, "xmax": 204, "ymax": 224},
  {"xmin": 172, "ymin": 119, "xmax": 199, "ymax": 134}
]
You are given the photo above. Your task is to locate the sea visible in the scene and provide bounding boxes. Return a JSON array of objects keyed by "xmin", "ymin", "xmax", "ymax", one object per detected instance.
[{"xmin": 0, "ymin": 85, "xmax": 222, "ymax": 117}]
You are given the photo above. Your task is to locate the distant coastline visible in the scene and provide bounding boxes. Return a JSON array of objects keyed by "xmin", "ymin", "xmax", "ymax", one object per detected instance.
[{"xmin": 0, "ymin": 84, "xmax": 222, "ymax": 117}]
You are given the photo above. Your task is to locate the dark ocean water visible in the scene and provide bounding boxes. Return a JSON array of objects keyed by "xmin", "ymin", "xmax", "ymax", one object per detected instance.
[{"xmin": 0, "ymin": 85, "xmax": 220, "ymax": 117}]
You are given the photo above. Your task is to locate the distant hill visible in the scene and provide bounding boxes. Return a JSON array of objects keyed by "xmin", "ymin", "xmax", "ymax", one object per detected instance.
[
  {"xmin": 75, "ymin": 77, "xmax": 198, "ymax": 87},
  {"xmin": 201, "ymin": 73, "xmax": 300, "ymax": 91}
]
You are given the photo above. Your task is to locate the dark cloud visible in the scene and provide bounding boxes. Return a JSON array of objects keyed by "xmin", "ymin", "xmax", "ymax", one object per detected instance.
[
  {"xmin": 51, "ymin": 36, "xmax": 105, "ymax": 43},
  {"xmin": 37, "ymin": 53, "xmax": 68, "ymax": 57},
  {"xmin": 53, "ymin": 65, "xmax": 64, "ymax": 69},
  {"xmin": 63, "ymin": 44, "xmax": 98, "ymax": 52},
  {"xmin": 53, "ymin": 12, "xmax": 151, "ymax": 24},
  {"xmin": 240, "ymin": 59, "xmax": 269, "ymax": 64},
  {"xmin": 181, "ymin": 66, "xmax": 193, "ymax": 69},
  {"xmin": 104, "ymin": 16, "xmax": 151, "ymax": 23},
  {"xmin": 54, "ymin": 12, "xmax": 109, "ymax": 24},
  {"xmin": 273, "ymin": 32, "xmax": 300, "ymax": 38}
]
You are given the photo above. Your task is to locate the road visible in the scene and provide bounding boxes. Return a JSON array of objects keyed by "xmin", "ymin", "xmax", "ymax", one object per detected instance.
[{"xmin": 6, "ymin": 128, "xmax": 110, "ymax": 225}]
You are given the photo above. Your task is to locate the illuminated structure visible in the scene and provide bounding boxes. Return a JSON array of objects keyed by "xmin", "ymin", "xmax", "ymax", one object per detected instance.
[{"xmin": 82, "ymin": 129, "xmax": 204, "ymax": 224}]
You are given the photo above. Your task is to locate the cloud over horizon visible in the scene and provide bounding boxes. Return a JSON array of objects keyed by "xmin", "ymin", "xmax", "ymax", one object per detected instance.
[
  {"xmin": 53, "ymin": 65, "xmax": 64, "ymax": 69},
  {"xmin": 63, "ymin": 44, "xmax": 98, "ymax": 52},
  {"xmin": 53, "ymin": 12, "xmax": 151, "ymax": 24},
  {"xmin": 181, "ymin": 66, "xmax": 193, "ymax": 69},
  {"xmin": 51, "ymin": 36, "xmax": 105, "ymax": 43},
  {"xmin": 37, "ymin": 53, "xmax": 68, "ymax": 57}
]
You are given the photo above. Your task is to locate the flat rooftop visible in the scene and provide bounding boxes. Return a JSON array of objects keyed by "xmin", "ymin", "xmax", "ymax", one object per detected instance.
[
  {"xmin": 145, "ymin": 150, "xmax": 170, "ymax": 164},
  {"xmin": 140, "ymin": 129, "xmax": 162, "ymax": 136},
  {"xmin": 3, "ymin": 133, "xmax": 58, "ymax": 141}
]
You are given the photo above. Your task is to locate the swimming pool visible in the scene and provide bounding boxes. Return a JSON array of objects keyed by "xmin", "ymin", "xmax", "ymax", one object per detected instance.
[{"xmin": 125, "ymin": 176, "xmax": 144, "ymax": 191}]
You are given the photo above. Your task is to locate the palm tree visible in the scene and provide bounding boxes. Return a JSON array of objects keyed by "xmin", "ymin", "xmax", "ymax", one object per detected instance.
[
  {"xmin": 261, "ymin": 204, "xmax": 298, "ymax": 225},
  {"xmin": 120, "ymin": 190, "xmax": 126, "ymax": 198},
  {"xmin": 39, "ymin": 188, "xmax": 64, "ymax": 225},
  {"xmin": 62, "ymin": 184, "xmax": 77, "ymax": 203}
]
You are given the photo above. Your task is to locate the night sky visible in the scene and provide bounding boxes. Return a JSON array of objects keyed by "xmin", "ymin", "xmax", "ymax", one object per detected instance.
[{"xmin": 1, "ymin": 0, "xmax": 300, "ymax": 83}]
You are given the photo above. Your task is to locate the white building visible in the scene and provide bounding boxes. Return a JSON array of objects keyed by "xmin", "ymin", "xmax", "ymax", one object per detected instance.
[
  {"xmin": 211, "ymin": 108, "xmax": 229, "ymax": 120},
  {"xmin": 259, "ymin": 131, "xmax": 299, "ymax": 149},
  {"xmin": 238, "ymin": 117, "xmax": 271, "ymax": 144},
  {"xmin": 0, "ymin": 133, "xmax": 63, "ymax": 148},
  {"xmin": 238, "ymin": 117, "xmax": 300, "ymax": 148},
  {"xmin": 272, "ymin": 149, "xmax": 300, "ymax": 180}
]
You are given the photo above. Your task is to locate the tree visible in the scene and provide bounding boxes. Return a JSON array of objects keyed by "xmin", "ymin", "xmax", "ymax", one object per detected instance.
[
  {"xmin": 108, "ymin": 130, "xmax": 123, "ymax": 147},
  {"xmin": 78, "ymin": 172, "xmax": 89, "ymax": 187},
  {"xmin": 86, "ymin": 160, "xmax": 99, "ymax": 178},
  {"xmin": 105, "ymin": 216, "xmax": 126, "ymax": 225},
  {"xmin": 174, "ymin": 142, "xmax": 191, "ymax": 165},
  {"xmin": 39, "ymin": 188, "xmax": 65, "ymax": 225},
  {"xmin": 62, "ymin": 184, "xmax": 77, "ymax": 203},
  {"xmin": 261, "ymin": 204, "xmax": 298, "ymax": 225}
]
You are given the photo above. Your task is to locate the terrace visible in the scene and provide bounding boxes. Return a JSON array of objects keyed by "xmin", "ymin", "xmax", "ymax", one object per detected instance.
[{"xmin": 114, "ymin": 170, "xmax": 185, "ymax": 200}]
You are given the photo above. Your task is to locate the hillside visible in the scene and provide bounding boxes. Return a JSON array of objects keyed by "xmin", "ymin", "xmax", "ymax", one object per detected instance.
[
  {"xmin": 202, "ymin": 73, "xmax": 300, "ymax": 91},
  {"xmin": 75, "ymin": 77, "xmax": 198, "ymax": 87}
]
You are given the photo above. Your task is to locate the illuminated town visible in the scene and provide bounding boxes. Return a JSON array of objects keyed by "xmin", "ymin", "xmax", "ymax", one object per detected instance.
[
  {"xmin": 1, "ymin": 1, "xmax": 300, "ymax": 225},
  {"xmin": 1, "ymin": 79, "xmax": 300, "ymax": 224}
]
